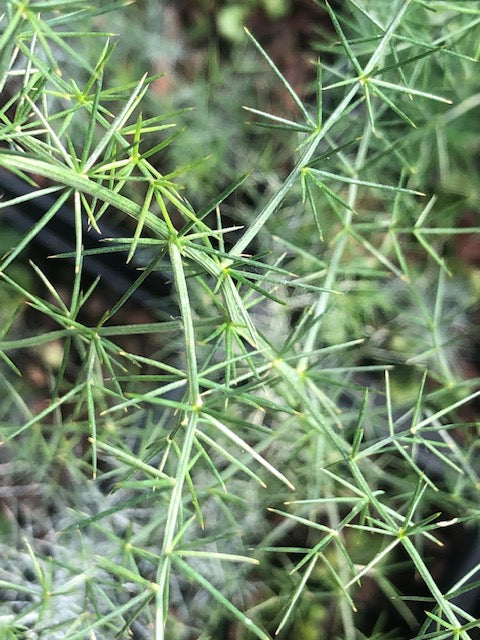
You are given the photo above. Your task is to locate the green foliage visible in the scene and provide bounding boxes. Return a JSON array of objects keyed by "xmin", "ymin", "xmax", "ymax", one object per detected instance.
[
  {"xmin": 217, "ymin": 0, "xmax": 290, "ymax": 42},
  {"xmin": 0, "ymin": 1, "xmax": 479, "ymax": 639}
]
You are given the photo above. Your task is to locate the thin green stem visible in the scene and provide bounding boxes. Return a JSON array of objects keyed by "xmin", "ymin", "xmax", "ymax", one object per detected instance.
[
  {"xmin": 155, "ymin": 240, "xmax": 200, "ymax": 640},
  {"xmin": 229, "ymin": 83, "xmax": 360, "ymax": 257},
  {"xmin": 299, "ymin": 122, "xmax": 373, "ymax": 370}
]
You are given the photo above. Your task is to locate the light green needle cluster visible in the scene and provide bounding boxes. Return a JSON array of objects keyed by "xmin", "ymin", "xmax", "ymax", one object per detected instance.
[{"xmin": 0, "ymin": 1, "xmax": 479, "ymax": 639}]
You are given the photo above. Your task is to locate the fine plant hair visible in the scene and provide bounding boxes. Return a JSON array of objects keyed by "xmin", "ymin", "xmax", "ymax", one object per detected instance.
[{"xmin": 0, "ymin": 2, "xmax": 480, "ymax": 639}]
